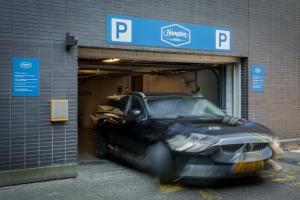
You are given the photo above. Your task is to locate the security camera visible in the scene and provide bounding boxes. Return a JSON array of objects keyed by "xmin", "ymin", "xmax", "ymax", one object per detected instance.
[{"xmin": 66, "ymin": 33, "xmax": 78, "ymax": 51}]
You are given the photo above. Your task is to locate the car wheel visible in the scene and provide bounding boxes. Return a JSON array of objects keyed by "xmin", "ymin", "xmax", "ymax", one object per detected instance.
[
  {"xmin": 96, "ymin": 134, "xmax": 108, "ymax": 159},
  {"xmin": 145, "ymin": 142, "xmax": 175, "ymax": 184}
]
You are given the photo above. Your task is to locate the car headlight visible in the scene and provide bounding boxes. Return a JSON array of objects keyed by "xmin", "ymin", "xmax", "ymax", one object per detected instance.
[
  {"xmin": 271, "ymin": 137, "xmax": 280, "ymax": 148},
  {"xmin": 270, "ymin": 137, "xmax": 283, "ymax": 158},
  {"xmin": 166, "ymin": 133, "xmax": 216, "ymax": 153}
]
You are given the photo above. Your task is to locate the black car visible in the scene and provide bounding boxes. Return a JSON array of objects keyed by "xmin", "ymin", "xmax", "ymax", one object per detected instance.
[{"xmin": 90, "ymin": 92, "xmax": 282, "ymax": 183}]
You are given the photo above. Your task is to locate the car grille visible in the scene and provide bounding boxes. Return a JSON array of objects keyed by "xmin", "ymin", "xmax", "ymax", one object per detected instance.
[{"xmin": 220, "ymin": 143, "xmax": 268, "ymax": 153}]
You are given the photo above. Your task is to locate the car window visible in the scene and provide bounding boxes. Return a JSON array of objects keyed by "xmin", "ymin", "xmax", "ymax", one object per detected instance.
[
  {"xmin": 130, "ymin": 96, "xmax": 146, "ymax": 118},
  {"xmin": 107, "ymin": 96, "xmax": 130, "ymax": 112},
  {"xmin": 145, "ymin": 97, "xmax": 225, "ymax": 119}
]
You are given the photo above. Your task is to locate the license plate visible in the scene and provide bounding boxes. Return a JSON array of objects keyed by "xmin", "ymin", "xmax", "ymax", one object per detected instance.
[{"xmin": 233, "ymin": 161, "xmax": 264, "ymax": 174}]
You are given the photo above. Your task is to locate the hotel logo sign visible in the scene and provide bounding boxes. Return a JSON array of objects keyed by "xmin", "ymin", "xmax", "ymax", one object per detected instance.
[{"xmin": 161, "ymin": 24, "xmax": 191, "ymax": 47}]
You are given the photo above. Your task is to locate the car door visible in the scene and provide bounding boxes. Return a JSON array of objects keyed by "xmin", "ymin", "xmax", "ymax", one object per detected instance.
[
  {"xmin": 103, "ymin": 96, "xmax": 131, "ymax": 147},
  {"xmin": 117, "ymin": 95, "xmax": 148, "ymax": 154}
]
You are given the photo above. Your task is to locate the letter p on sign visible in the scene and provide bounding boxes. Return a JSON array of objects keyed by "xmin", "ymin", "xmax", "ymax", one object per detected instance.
[
  {"xmin": 111, "ymin": 18, "xmax": 132, "ymax": 42},
  {"xmin": 216, "ymin": 30, "xmax": 230, "ymax": 50}
]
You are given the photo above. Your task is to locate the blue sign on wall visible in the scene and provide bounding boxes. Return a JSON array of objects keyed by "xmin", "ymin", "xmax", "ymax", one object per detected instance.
[
  {"xmin": 252, "ymin": 64, "xmax": 264, "ymax": 93},
  {"xmin": 107, "ymin": 15, "xmax": 232, "ymax": 52},
  {"xmin": 12, "ymin": 58, "xmax": 39, "ymax": 96}
]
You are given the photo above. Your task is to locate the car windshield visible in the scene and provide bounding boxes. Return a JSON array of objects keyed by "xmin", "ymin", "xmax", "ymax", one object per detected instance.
[
  {"xmin": 145, "ymin": 96, "xmax": 225, "ymax": 120},
  {"xmin": 105, "ymin": 97, "xmax": 129, "ymax": 112}
]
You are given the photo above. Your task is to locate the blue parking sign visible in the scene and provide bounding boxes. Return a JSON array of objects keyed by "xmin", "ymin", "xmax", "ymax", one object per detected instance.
[
  {"xmin": 12, "ymin": 58, "xmax": 39, "ymax": 96},
  {"xmin": 107, "ymin": 15, "xmax": 232, "ymax": 52}
]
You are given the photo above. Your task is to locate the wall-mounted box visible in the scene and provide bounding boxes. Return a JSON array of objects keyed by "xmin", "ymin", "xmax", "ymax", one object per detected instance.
[{"xmin": 50, "ymin": 100, "xmax": 68, "ymax": 122}]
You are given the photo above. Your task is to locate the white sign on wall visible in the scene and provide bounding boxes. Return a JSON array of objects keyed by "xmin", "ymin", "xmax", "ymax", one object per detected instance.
[
  {"xmin": 111, "ymin": 18, "xmax": 132, "ymax": 42},
  {"xmin": 216, "ymin": 30, "xmax": 230, "ymax": 50}
]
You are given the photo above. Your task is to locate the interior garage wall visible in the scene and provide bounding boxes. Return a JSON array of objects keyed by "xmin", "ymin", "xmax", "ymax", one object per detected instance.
[
  {"xmin": 196, "ymin": 70, "xmax": 219, "ymax": 106},
  {"xmin": 143, "ymin": 72, "xmax": 196, "ymax": 93},
  {"xmin": 78, "ymin": 76, "xmax": 130, "ymax": 128}
]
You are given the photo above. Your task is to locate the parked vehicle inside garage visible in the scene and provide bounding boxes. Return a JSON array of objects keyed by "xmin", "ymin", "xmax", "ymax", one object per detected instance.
[{"xmin": 90, "ymin": 92, "xmax": 282, "ymax": 183}]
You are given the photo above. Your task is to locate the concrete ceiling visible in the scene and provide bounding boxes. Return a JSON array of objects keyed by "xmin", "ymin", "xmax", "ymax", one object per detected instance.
[
  {"xmin": 78, "ymin": 47, "xmax": 240, "ymax": 64},
  {"xmin": 78, "ymin": 47, "xmax": 240, "ymax": 78}
]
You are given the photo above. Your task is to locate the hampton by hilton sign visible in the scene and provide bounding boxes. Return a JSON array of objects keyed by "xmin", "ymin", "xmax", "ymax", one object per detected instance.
[{"xmin": 107, "ymin": 15, "xmax": 231, "ymax": 52}]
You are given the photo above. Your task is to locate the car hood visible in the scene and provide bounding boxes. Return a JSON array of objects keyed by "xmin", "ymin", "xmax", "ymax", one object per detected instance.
[{"xmin": 145, "ymin": 117, "xmax": 274, "ymax": 142}]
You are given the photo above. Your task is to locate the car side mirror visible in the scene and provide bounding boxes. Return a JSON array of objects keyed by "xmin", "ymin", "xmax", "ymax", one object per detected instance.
[
  {"xmin": 129, "ymin": 109, "xmax": 141, "ymax": 118},
  {"xmin": 124, "ymin": 109, "xmax": 141, "ymax": 123}
]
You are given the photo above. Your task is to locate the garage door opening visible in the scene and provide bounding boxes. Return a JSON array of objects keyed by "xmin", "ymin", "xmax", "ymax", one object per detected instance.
[{"xmin": 77, "ymin": 48, "xmax": 240, "ymax": 162}]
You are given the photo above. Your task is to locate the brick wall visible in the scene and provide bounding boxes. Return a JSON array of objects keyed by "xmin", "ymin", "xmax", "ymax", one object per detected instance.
[
  {"xmin": 248, "ymin": 0, "xmax": 300, "ymax": 139},
  {"xmin": 0, "ymin": 0, "xmax": 78, "ymax": 171},
  {"xmin": 241, "ymin": 57, "xmax": 249, "ymax": 119},
  {"xmin": 0, "ymin": 0, "xmax": 299, "ymax": 173}
]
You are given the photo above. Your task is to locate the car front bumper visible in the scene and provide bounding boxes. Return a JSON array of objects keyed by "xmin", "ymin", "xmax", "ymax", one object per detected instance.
[
  {"xmin": 172, "ymin": 145, "xmax": 276, "ymax": 181},
  {"xmin": 177, "ymin": 162, "xmax": 263, "ymax": 180}
]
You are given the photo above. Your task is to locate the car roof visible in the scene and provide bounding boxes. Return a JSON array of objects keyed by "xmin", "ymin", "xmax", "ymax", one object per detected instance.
[
  {"xmin": 130, "ymin": 92, "xmax": 204, "ymax": 98},
  {"xmin": 106, "ymin": 95, "xmax": 127, "ymax": 100},
  {"xmin": 106, "ymin": 92, "xmax": 204, "ymax": 101}
]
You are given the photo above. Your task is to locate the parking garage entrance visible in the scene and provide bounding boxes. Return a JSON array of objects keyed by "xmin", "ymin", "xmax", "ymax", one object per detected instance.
[{"xmin": 77, "ymin": 47, "xmax": 241, "ymax": 162}]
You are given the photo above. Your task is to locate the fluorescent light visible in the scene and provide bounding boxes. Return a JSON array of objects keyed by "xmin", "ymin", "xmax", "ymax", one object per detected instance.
[{"xmin": 102, "ymin": 58, "xmax": 120, "ymax": 63}]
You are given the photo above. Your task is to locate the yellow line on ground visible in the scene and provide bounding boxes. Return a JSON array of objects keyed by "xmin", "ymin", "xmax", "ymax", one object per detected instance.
[
  {"xmin": 272, "ymin": 175, "xmax": 297, "ymax": 182},
  {"xmin": 159, "ymin": 184, "xmax": 186, "ymax": 193},
  {"xmin": 199, "ymin": 188, "xmax": 223, "ymax": 200},
  {"xmin": 291, "ymin": 182, "xmax": 300, "ymax": 187},
  {"xmin": 154, "ymin": 178, "xmax": 185, "ymax": 193}
]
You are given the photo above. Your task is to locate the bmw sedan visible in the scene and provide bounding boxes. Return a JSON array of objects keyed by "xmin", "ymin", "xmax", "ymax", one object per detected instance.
[{"xmin": 90, "ymin": 92, "xmax": 282, "ymax": 183}]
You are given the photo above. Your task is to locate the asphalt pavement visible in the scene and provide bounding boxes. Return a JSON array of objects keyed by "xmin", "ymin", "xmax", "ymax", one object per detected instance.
[
  {"xmin": 0, "ymin": 152, "xmax": 299, "ymax": 200},
  {"xmin": 281, "ymin": 151, "xmax": 300, "ymax": 165}
]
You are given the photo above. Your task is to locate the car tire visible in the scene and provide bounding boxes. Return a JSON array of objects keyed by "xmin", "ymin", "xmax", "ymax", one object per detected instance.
[
  {"xmin": 145, "ymin": 142, "xmax": 175, "ymax": 184},
  {"xmin": 96, "ymin": 134, "xmax": 108, "ymax": 159}
]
